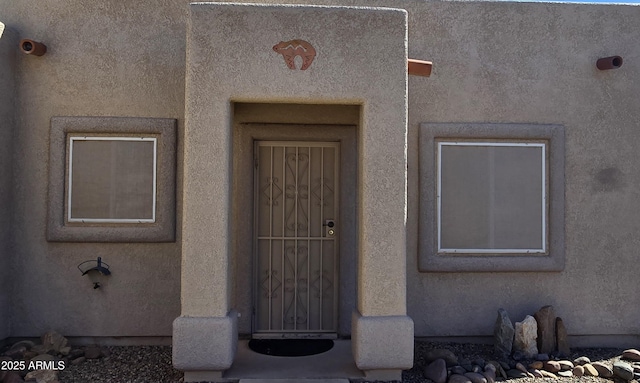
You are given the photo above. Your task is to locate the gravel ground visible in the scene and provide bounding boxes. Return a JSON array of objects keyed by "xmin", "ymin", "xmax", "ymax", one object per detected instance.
[{"xmin": 56, "ymin": 341, "xmax": 635, "ymax": 383}]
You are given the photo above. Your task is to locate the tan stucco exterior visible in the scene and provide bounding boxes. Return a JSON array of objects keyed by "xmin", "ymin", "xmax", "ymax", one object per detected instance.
[{"xmin": 1, "ymin": 0, "xmax": 640, "ymax": 379}]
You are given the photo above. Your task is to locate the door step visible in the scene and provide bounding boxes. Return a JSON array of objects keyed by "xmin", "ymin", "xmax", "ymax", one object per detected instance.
[{"xmin": 239, "ymin": 380, "xmax": 350, "ymax": 383}]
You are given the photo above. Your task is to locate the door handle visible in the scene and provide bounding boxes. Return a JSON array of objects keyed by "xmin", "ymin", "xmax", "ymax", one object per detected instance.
[{"xmin": 324, "ymin": 219, "xmax": 335, "ymax": 237}]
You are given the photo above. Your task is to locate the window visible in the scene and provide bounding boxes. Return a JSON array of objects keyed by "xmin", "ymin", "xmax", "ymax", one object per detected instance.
[
  {"xmin": 47, "ymin": 117, "xmax": 176, "ymax": 242},
  {"xmin": 68, "ymin": 137, "xmax": 157, "ymax": 223},
  {"xmin": 419, "ymin": 123, "xmax": 564, "ymax": 272}
]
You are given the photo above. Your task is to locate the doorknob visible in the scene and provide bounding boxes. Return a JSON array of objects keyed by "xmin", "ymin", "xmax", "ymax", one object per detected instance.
[{"xmin": 324, "ymin": 219, "xmax": 335, "ymax": 237}]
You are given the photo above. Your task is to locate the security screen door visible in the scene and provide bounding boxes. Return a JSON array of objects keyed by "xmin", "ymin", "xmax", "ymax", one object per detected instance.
[{"xmin": 254, "ymin": 141, "xmax": 339, "ymax": 338}]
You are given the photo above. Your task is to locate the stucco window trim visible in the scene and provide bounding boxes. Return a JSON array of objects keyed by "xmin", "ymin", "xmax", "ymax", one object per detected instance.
[
  {"xmin": 419, "ymin": 123, "xmax": 565, "ymax": 272},
  {"xmin": 47, "ymin": 116, "xmax": 177, "ymax": 242}
]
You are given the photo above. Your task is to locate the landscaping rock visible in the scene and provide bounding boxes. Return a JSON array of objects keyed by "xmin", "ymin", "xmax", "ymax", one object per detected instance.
[
  {"xmin": 556, "ymin": 317, "xmax": 570, "ymax": 357},
  {"xmin": 529, "ymin": 361, "xmax": 543, "ymax": 369},
  {"xmin": 573, "ymin": 365, "xmax": 584, "ymax": 377},
  {"xmin": 451, "ymin": 366, "xmax": 467, "ymax": 375},
  {"xmin": 70, "ymin": 357, "xmax": 85, "ymax": 366},
  {"xmin": 539, "ymin": 370, "xmax": 558, "ymax": 378},
  {"xmin": 30, "ymin": 354, "xmax": 56, "ymax": 362},
  {"xmin": 424, "ymin": 358, "xmax": 447, "ymax": 383},
  {"xmin": 23, "ymin": 351, "xmax": 38, "ymax": 360},
  {"xmin": 622, "ymin": 349, "xmax": 640, "ymax": 362},
  {"xmin": 493, "ymin": 308, "xmax": 514, "ymax": 356},
  {"xmin": 58, "ymin": 347, "xmax": 71, "ymax": 357},
  {"xmin": 481, "ymin": 371, "xmax": 495, "ymax": 383},
  {"xmin": 41, "ymin": 331, "xmax": 67, "ymax": 354},
  {"xmin": 543, "ymin": 360, "xmax": 561, "ymax": 373},
  {"xmin": 463, "ymin": 372, "xmax": 487, "ymax": 383},
  {"xmin": 558, "ymin": 360, "xmax": 574, "ymax": 370},
  {"xmin": 613, "ymin": 361, "xmax": 634, "ymax": 381},
  {"xmin": 506, "ymin": 369, "xmax": 527, "ymax": 378},
  {"xmin": 448, "ymin": 374, "xmax": 472, "ymax": 383},
  {"xmin": 574, "ymin": 356, "xmax": 590, "ymax": 365},
  {"xmin": 592, "ymin": 361, "xmax": 613, "ymax": 378},
  {"xmin": 513, "ymin": 315, "xmax": 538, "ymax": 359},
  {"xmin": 24, "ymin": 369, "xmax": 58, "ymax": 383},
  {"xmin": 515, "ymin": 362, "xmax": 527, "ymax": 373},
  {"xmin": 536, "ymin": 353, "xmax": 550, "ymax": 361},
  {"xmin": 425, "ymin": 349, "xmax": 458, "ymax": 367},
  {"xmin": 68, "ymin": 349, "xmax": 84, "ymax": 359},
  {"xmin": 583, "ymin": 363, "xmax": 599, "ymax": 376},
  {"xmin": 84, "ymin": 346, "xmax": 102, "ymax": 360},
  {"xmin": 3, "ymin": 346, "xmax": 26, "ymax": 359},
  {"xmin": 10, "ymin": 341, "xmax": 35, "ymax": 351},
  {"xmin": 533, "ymin": 305, "xmax": 556, "ymax": 354},
  {"xmin": 529, "ymin": 369, "xmax": 543, "ymax": 378},
  {"xmin": 30, "ymin": 345, "xmax": 50, "ymax": 356},
  {"xmin": 3, "ymin": 371, "xmax": 24, "ymax": 383}
]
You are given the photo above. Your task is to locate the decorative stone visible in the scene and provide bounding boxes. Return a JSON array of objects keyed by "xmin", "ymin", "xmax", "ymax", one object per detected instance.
[
  {"xmin": 473, "ymin": 358, "xmax": 485, "ymax": 368},
  {"xmin": 68, "ymin": 349, "xmax": 84, "ymax": 359},
  {"xmin": 558, "ymin": 360, "xmax": 573, "ymax": 370},
  {"xmin": 10, "ymin": 341, "xmax": 35, "ymax": 351},
  {"xmin": 529, "ymin": 369, "xmax": 543, "ymax": 378},
  {"xmin": 513, "ymin": 315, "xmax": 538, "ymax": 359},
  {"xmin": 506, "ymin": 369, "xmax": 527, "ymax": 378},
  {"xmin": 31, "ymin": 354, "xmax": 56, "ymax": 362},
  {"xmin": 622, "ymin": 349, "xmax": 640, "ymax": 362},
  {"xmin": 31, "ymin": 345, "xmax": 50, "ymax": 355},
  {"xmin": 543, "ymin": 360, "xmax": 561, "ymax": 373},
  {"xmin": 536, "ymin": 353, "xmax": 549, "ymax": 361},
  {"xmin": 539, "ymin": 370, "xmax": 558, "ymax": 378},
  {"xmin": 452, "ymin": 366, "xmax": 467, "ymax": 375},
  {"xmin": 498, "ymin": 361, "xmax": 510, "ymax": 371},
  {"xmin": 425, "ymin": 349, "xmax": 458, "ymax": 367},
  {"xmin": 471, "ymin": 365, "xmax": 482, "ymax": 374},
  {"xmin": 25, "ymin": 369, "xmax": 58, "ymax": 383},
  {"xmin": 533, "ymin": 305, "xmax": 556, "ymax": 355},
  {"xmin": 58, "ymin": 346, "xmax": 71, "ymax": 356},
  {"xmin": 424, "ymin": 358, "xmax": 448, "ymax": 383},
  {"xmin": 71, "ymin": 357, "xmax": 86, "ymax": 365},
  {"xmin": 41, "ymin": 331, "xmax": 68, "ymax": 353},
  {"xmin": 574, "ymin": 356, "xmax": 590, "ymax": 365},
  {"xmin": 613, "ymin": 361, "xmax": 634, "ymax": 381},
  {"xmin": 558, "ymin": 370, "xmax": 573, "ymax": 377},
  {"xmin": 23, "ymin": 351, "xmax": 38, "ymax": 360},
  {"xmin": 511, "ymin": 350, "xmax": 525, "ymax": 361},
  {"xmin": 84, "ymin": 346, "xmax": 102, "ymax": 359},
  {"xmin": 493, "ymin": 308, "xmax": 514, "ymax": 356},
  {"xmin": 573, "ymin": 365, "xmax": 584, "ymax": 377},
  {"xmin": 529, "ymin": 361, "xmax": 543, "ymax": 369},
  {"xmin": 481, "ymin": 371, "xmax": 495, "ymax": 383},
  {"xmin": 464, "ymin": 372, "xmax": 487, "ymax": 383},
  {"xmin": 515, "ymin": 363, "xmax": 527, "ymax": 373},
  {"xmin": 591, "ymin": 362, "xmax": 613, "ymax": 378},
  {"xmin": 484, "ymin": 363, "xmax": 496, "ymax": 372},
  {"xmin": 555, "ymin": 317, "xmax": 570, "ymax": 357},
  {"xmin": 2, "ymin": 371, "xmax": 24, "ymax": 383},
  {"xmin": 583, "ymin": 363, "xmax": 599, "ymax": 376},
  {"xmin": 3, "ymin": 346, "xmax": 26, "ymax": 359},
  {"xmin": 448, "ymin": 374, "xmax": 472, "ymax": 383}
]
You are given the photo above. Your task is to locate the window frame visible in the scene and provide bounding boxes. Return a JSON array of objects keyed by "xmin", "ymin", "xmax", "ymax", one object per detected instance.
[
  {"xmin": 47, "ymin": 116, "xmax": 176, "ymax": 242},
  {"xmin": 419, "ymin": 123, "xmax": 565, "ymax": 272}
]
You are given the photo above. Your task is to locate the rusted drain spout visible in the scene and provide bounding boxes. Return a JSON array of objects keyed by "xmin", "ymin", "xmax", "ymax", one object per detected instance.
[
  {"xmin": 19, "ymin": 39, "xmax": 47, "ymax": 56},
  {"xmin": 597, "ymin": 56, "xmax": 623, "ymax": 70}
]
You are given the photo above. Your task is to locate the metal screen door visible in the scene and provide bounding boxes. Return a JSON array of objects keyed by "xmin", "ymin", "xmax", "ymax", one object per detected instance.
[{"xmin": 253, "ymin": 141, "xmax": 339, "ymax": 338}]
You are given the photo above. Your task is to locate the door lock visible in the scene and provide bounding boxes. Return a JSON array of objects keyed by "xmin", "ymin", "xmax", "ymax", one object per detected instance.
[{"xmin": 324, "ymin": 219, "xmax": 336, "ymax": 237}]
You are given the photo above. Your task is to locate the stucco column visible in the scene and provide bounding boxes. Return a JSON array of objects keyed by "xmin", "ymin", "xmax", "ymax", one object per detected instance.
[
  {"xmin": 172, "ymin": 9, "xmax": 237, "ymax": 382},
  {"xmin": 351, "ymin": 95, "xmax": 414, "ymax": 380}
]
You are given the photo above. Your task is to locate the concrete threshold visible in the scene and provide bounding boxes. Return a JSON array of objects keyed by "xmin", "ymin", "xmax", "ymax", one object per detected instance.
[
  {"xmin": 226, "ymin": 340, "xmax": 362, "ymax": 380},
  {"xmin": 239, "ymin": 380, "xmax": 350, "ymax": 383}
]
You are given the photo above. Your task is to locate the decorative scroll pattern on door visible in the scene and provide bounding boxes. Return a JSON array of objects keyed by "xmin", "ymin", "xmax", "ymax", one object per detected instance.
[{"xmin": 255, "ymin": 143, "xmax": 339, "ymax": 335}]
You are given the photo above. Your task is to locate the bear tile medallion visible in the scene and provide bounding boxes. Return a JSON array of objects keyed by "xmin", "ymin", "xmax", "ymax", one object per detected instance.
[{"xmin": 273, "ymin": 40, "xmax": 316, "ymax": 70}]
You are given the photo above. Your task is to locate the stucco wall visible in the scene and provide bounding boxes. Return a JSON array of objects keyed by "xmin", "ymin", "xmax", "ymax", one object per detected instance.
[
  {"xmin": 1, "ymin": 0, "xmax": 639, "ymax": 344},
  {"xmin": 0, "ymin": 2, "xmax": 186, "ymax": 337},
  {"xmin": 0, "ymin": 22, "xmax": 17, "ymax": 341}
]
